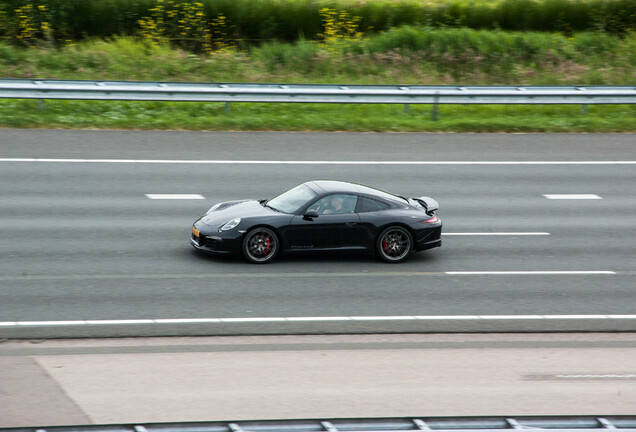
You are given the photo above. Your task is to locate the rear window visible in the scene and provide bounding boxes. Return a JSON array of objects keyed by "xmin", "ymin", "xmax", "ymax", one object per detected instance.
[
  {"xmin": 356, "ymin": 196, "xmax": 390, "ymax": 213},
  {"xmin": 356, "ymin": 184, "xmax": 408, "ymax": 203}
]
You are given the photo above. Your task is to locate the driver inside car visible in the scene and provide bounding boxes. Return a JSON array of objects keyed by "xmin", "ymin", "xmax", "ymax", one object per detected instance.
[{"xmin": 322, "ymin": 196, "xmax": 344, "ymax": 214}]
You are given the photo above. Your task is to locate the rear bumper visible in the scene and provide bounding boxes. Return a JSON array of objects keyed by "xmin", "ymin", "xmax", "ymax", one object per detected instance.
[
  {"xmin": 414, "ymin": 225, "xmax": 442, "ymax": 251},
  {"xmin": 416, "ymin": 237, "xmax": 442, "ymax": 251}
]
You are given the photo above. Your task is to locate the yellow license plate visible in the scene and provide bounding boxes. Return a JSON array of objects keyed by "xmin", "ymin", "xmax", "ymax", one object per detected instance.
[{"xmin": 192, "ymin": 227, "xmax": 200, "ymax": 237}]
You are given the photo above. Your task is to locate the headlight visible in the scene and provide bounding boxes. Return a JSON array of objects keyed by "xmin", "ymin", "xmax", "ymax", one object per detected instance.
[
  {"xmin": 206, "ymin": 203, "xmax": 222, "ymax": 214},
  {"xmin": 220, "ymin": 218, "xmax": 241, "ymax": 231}
]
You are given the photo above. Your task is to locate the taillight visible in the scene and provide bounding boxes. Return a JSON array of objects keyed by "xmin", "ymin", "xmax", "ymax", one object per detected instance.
[{"xmin": 422, "ymin": 215, "xmax": 438, "ymax": 224}]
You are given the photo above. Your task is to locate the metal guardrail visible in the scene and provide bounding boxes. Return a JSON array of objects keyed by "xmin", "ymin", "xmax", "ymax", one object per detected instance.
[
  {"xmin": 1, "ymin": 79, "xmax": 635, "ymax": 104},
  {"xmin": 2, "ymin": 416, "xmax": 636, "ymax": 432},
  {"xmin": 1, "ymin": 79, "xmax": 635, "ymax": 120}
]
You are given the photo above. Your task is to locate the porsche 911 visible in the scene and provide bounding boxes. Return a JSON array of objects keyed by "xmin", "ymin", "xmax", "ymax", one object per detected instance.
[{"xmin": 190, "ymin": 180, "xmax": 441, "ymax": 263}]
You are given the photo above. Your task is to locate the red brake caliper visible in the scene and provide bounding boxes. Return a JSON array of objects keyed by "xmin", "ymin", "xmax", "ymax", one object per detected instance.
[
  {"xmin": 264, "ymin": 236, "xmax": 271, "ymax": 255},
  {"xmin": 383, "ymin": 238, "xmax": 389, "ymax": 252}
]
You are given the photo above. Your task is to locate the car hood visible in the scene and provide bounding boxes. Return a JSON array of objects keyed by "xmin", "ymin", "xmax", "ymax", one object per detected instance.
[{"xmin": 198, "ymin": 199, "xmax": 279, "ymax": 227}]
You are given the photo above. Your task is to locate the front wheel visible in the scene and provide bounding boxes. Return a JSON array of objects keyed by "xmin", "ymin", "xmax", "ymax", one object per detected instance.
[
  {"xmin": 377, "ymin": 226, "xmax": 413, "ymax": 263},
  {"xmin": 242, "ymin": 227, "xmax": 279, "ymax": 264}
]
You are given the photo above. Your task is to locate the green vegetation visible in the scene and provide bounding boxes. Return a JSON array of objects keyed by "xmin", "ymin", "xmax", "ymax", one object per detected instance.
[
  {"xmin": 0, "ymin": 0, "xmax": 634, "ymax": 132},
  {"xmin": 0, "ymin": 27, "xmax": 635, "ymax": 132},
  {"xmin": 2, "ymin": 99, "xmax": 635, "ymax": 132},
  {"xmin": 3, "ymin": 29, "xmax": 635, "ymax": 84},
  {"xmin": 0, "ymin": 0, "xmax": 635, "ymax": 48}
]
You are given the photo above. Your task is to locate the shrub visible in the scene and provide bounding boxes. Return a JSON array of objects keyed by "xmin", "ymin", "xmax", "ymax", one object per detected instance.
[
  {"xmin": 0, "ymin": 0, "xmax": 634, "ymax": 47},
  {"xmin": 251, "ymin": 39, "xmax": 320, "ymax": 72}
]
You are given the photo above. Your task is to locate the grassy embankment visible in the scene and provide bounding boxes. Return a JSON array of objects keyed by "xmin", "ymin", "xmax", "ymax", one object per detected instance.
[{"xmin": 0, "ymin": 0, "xmax": 635, "ymax": 132}]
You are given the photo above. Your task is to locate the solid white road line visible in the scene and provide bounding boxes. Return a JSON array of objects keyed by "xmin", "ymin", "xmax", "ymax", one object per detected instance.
[
  {"xmin": 2, "ymin": 158, "xmax": 636, "ymax": 165},
  {"xmin": 0, "ymin": 270, "xmax": 619, "ymax": 282},
  {"xmin": 443, "ymin": 232, "xmax": 550, "ymax": 236},
  {"xmin": 543, "ymin": 194, "xmax": 602, "ymax": 199},
  {"xmin": 445, "ymin": 271, "xmax": 615, "ymax": 275},
  {"xmin": 145, "ymin": 194, "xmax": 205, "ymax": 199},
  {"xmin": 2, "ymin": 314, "xmax": 636, "ymax": 327}
]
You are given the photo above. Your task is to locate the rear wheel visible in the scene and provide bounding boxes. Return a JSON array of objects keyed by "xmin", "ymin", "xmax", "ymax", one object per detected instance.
[
  {"xmin": 242, "ymin": 228, "xmax": 279, "ymax": 264},
  {"xmin": 377, "ymin": 226, "xmax": 413, "ymax": 263}
]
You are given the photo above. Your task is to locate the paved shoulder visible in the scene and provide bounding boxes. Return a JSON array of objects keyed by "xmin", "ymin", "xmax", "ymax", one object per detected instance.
[
  {"xmin": 2, "ymin": 334, "xmax": 636, "ymax": 427},
  {"xmin": 0, "ymin": 355, "xmax": 90, "ymax": 427}
]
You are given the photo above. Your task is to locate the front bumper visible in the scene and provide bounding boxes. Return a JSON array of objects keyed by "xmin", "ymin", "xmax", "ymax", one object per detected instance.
[{"xmin": 190, "ymin": 226, "xmax": 243, "ymax": 256}]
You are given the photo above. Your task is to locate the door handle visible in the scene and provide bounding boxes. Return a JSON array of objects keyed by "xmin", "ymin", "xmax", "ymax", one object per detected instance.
[{"xmin": 345, "ymin": 222, "xmax": 357, "ymax": 226}]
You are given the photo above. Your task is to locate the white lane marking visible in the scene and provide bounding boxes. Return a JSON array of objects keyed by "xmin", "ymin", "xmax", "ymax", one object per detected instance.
[
  {"xmin": 221, "ymin": 317, "xmax": 287, "ymax": 323},
  {"xmin": 446, "ymin": 271, "xmax": 615, "ymax": 275},
  {"xmin": 1, "ymin": 270, "xmax": 620, "ymax": 282},
  {"xmin": 543, "ymin": 194, "xmax": 602, "ymax": 199},
  {"xmin": 155, "ymin": 318, "xmax": 221, "ymax": 324},
  {"xmin": 443, "ymin": 232, "xmax": 550, "ymax": 236},
  {"xmin": 555, "ymin": 374, "xmax": 636, "ymax": 379},
  {"xmin": 145, "ymin": 194, "xmax": 205, "ymax": 200},
  {"xmin": 86, "ymin": 319, "xmax": 155, "ymax": 325},
  {"xmin": 1, "ymin": 158, "xmax": 636, "ymax": 165},
  {"xmin": 2, "ymin": 314, "xmax": 636, "ymax": 327},
  {"xmin": 15, "ymin": 321, "xmax": 85, "ymax": 326}
]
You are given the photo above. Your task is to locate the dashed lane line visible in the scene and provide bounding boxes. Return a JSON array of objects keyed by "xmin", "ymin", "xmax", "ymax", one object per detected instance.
[
  {"xmin": 145, "ymin": 194, "xmax": 205, "ymax": 199},
  {"xmin": 544, "ymin": 194, "xmax": 603, "ymax": 200},
  {"xmin": 442, "ymin": 232, "xmax": 550, "ymax": 236},
  {"xmin": 446, "ymin": 271, "xmax": 615, "ymax": 275}
]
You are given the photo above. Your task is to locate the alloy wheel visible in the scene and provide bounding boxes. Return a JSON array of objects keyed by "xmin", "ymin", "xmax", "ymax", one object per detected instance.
[
  {"xmin": 243, "ymin": 228, "xmax": 278, "ymax": 263},
  {"xmin": 378, "ymin": 227, "xmax": 412, "ymax": 263}
]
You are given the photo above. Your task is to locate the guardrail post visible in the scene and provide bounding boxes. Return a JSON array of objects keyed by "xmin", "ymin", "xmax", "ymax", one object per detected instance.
[
  {"xmin": 229, "ymin": 423, "xmax": 244, "ymax": 432},
  {"xmin": 581, "ymin": 104, "xmax": 588, "ymax": 115},
  {"xmin": 38, "ymin": 99, "xmax": 45, "ymax": 110},
  {"xmin": 403, "ymin": 104, "xmax": 410, "ymax": 114},
  {"xmin": 224, "ymin": 102, "xmax": 231, "ymax": 114},
  {"xmin": 321, "ymin": 421, "xmax": 339, "ymax": 432},
  {"xmin": 432, "ymin": 92, "xmax": 440, "ymax": 121},
  {"xmin": 414, "ymin": 419, "xmax": 431, "ymax": 430}
]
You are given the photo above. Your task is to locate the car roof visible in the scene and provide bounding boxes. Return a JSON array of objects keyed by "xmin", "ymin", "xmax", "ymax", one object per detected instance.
[
  {"xmin": 305, "ymin": 180, "xmax": 405, "ymax": 202},
  {"xmin": 307, "ymin": 180, "xmax": 360, "ymax": 193}
]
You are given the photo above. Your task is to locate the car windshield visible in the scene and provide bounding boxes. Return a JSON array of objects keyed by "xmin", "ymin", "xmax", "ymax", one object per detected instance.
[{"xmin": 266, "ymin": 184, "xmax": 317, "ymax": 214}]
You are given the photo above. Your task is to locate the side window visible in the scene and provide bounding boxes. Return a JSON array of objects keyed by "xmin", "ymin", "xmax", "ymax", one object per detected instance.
[
  {"xmin": 308, "ymin": 194, "xmax": 357, "ymax": 215},
  {"xmin": 356, "ymin": 196, "xmax": 390, "ymax": 213}
]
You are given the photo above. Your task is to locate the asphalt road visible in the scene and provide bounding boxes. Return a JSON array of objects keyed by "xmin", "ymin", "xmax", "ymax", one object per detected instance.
[{"xmin": 1, "ymin": 130, "xmax": 635, "ymax": 337}]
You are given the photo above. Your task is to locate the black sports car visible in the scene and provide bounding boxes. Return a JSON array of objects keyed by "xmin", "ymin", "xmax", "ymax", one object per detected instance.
[{"xmin": 190, "ymin": 180, "xmax": 441, "ymax": 263}]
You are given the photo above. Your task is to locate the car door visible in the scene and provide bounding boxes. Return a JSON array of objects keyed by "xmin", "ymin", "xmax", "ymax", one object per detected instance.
[
  {"xmin": 354, "ymin": 195, "xmax": 393, "ymax": 250},
  {"xmin": 286, "ymin": 194, "xmax": 361, "ymax": 250}
]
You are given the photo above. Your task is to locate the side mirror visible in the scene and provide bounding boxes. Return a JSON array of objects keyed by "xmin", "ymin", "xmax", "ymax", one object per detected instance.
[{"xmin": 303, "ymin": 210, "xmax": 319, "ymax": 220}]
